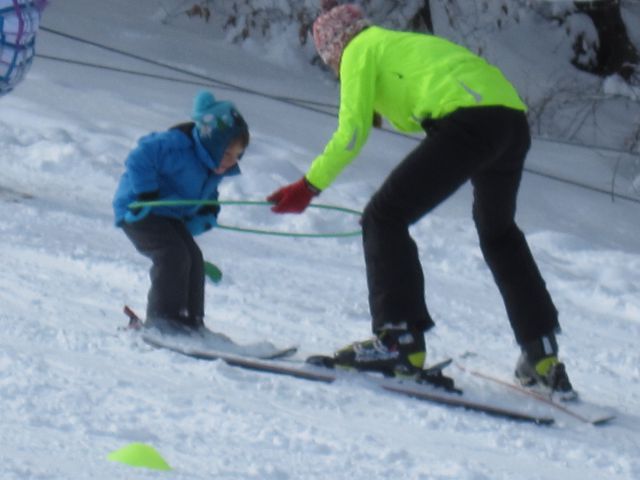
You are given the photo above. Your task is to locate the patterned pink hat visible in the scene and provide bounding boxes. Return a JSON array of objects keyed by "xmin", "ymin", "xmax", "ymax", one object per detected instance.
[{"xmin": 313, "ymin": 3, "xmax": 370, "ymax": 71}]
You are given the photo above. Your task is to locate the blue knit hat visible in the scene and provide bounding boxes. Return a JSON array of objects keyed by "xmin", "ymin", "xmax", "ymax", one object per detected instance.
[{"xmin": 191, "ymin": 91, "xmax": 249, "ymax": 161}]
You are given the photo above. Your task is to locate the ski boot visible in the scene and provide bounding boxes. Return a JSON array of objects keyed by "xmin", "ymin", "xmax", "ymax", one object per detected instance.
[
  {"xmin": 144, "ymin": 310, "xmax": 204, "ymax": 336},
  {"xmin": 332, "ymin": 324, "xmax": 426, "ymax": 377},
  {"xmin": 515, "ymin": 334, "xmax": 577, "ymax": 400}
]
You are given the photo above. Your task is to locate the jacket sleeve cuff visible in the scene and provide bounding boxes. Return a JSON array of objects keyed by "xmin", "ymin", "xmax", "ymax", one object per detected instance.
[{"xmin": 304, "ymin": 177, "xmax": 322, "ymax": 195}]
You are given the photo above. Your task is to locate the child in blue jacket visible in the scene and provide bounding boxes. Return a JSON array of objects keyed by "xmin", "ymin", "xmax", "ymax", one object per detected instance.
[{"xmin": 113, "ymin": 91, "xmax": 249, "ymax": 332}]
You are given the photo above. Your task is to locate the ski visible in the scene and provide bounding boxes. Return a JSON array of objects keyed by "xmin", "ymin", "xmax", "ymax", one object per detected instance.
[
  {"xmin": 455, "ymin": 362, "xmax": 615, "ymax": 426},
  {"xmin": 142, "ymin": 332, "xmax": 298, "ymax": 361},
  {"xmin": 214, "ymin": 352, "xmax": 553, "ymax": 424},
  {"xmin": 303, "ymin": 355, "xmax": 553, "ymax": 425},
  {"xmin": 144, "ymin": 350, "xmax": 552, "ymax": 423},
  {"xmin": 123, "ymin": 307, "xmax": 553, "ymax": 424},
  {"xmin": 123, "ymin": 305, "xmax": 297, "ymax": 360}
]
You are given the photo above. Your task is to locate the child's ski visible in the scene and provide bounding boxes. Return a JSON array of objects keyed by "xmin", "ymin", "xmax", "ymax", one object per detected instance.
[{"xmin": 123, "ymin": 305, "xmax": 297, "ymax": 360}]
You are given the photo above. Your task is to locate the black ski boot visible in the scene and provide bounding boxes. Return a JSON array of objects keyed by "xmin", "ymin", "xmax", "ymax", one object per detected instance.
[
  {"xmin": 145, "ymin": 310, "xmax": 202, "ymax": 335},
  {"xmin": 332, "ymin": 325, "xmax": 426, "ymax": 377},
  {"xmin": 515, "ymin": 334, "xmax": 577, "ymax": 400}
]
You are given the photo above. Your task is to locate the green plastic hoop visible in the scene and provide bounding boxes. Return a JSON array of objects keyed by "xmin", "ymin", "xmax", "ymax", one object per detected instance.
[{"xmin": 128, "ymin": 199, "xmax": 363, "ymax": 238}]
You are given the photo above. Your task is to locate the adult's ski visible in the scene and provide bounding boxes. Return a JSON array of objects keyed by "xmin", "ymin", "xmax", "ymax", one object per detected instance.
[
  {"xmin": 303, "ymin": 355, "xmax": 553, "ymax": 425},
  {"xmin": 455, "ymin": 362, "xmax": 615, "ymax": 425}
]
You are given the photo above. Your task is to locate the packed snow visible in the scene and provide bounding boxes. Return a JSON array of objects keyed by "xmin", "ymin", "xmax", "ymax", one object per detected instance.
[{"xmin": 1, "ymin": 1, "xmax": 639, "ymax": 479}]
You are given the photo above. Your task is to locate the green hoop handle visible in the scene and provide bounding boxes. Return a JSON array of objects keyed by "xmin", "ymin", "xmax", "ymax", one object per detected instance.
[{"xmin": 128, "ymin": 199, "xmax": 363, "ymax": 238}]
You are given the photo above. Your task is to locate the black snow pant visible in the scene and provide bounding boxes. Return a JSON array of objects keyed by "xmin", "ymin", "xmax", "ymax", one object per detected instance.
[
  {"xmin": 362, "ymin": 106, "xmax": 559, "ymax": 346},
  {"xmin": 122, "ymin": 215, "xmax": 205, "ymax": 323}
]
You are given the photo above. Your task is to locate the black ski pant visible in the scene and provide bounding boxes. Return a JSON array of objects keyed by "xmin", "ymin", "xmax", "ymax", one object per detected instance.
[
  {"xmin": 361, "ymin": 106, "xmax": 559, "ymax": 345},
  {"xmin": 122, "ymin": 215, "xmax": 205, "ymax": 322}
]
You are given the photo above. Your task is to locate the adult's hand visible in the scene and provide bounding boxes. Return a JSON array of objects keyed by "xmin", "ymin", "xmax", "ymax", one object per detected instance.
[{"xmin": 267, "ymin": 177, "xmax": 320, "ymax": 213}]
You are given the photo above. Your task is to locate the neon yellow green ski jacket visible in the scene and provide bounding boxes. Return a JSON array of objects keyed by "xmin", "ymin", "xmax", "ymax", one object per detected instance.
[{"xmin": 306, "ymin": 26, "xmax": 527, "ymax": 190}]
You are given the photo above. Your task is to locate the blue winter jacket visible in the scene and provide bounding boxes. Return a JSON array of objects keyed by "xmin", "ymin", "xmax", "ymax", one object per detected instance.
[{"xmin": 112, "ymin": 125, "xmax": 240, "ymax": 225}]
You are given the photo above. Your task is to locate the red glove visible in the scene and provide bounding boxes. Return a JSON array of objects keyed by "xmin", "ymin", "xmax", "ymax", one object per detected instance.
[{"xmin": 267, "ymin": 177, "xmax": 321, "ymax": 213}]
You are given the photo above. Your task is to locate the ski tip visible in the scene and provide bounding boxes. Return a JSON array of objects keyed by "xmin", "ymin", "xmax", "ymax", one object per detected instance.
[
  {"xmin": 590, "ymin": 414, "xmax": 616, "ymax": 426},
  {"xmin": 122, "ymin": 305, "xmax": 144, "ymax": 330}
]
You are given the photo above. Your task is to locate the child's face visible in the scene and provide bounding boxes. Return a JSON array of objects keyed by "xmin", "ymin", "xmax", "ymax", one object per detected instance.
[{"xmin": 214, "ymin": 141, "xmax": 245, "ymax": 175}]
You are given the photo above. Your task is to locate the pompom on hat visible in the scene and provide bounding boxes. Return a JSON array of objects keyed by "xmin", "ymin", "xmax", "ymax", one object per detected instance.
[
  {"xmin": 313, "ymin": 3, "xmax": 370, "ymax": 72},
  {"xmin": 191, "ymin": 90, "xmax": 249, "ymax": 161}
]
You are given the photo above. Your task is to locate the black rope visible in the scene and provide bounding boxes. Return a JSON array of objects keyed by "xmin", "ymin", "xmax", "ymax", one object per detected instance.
[
  {"xmin": 39, "ymin": 26, "xmax": 339, "ymax": 115},
  {"xmin": 523, "ymin": 168, "xmax": 640, "ymax": 204},
  {"xmin": 35, "ymin": 52, "xmax": 337, "ymax": 113},
  {"xmin": 36, "ymin": 54, "xmax": 220, "ymax": 89},
  {"xmin": 38, "ymin": 26, "xmax": 640, "ymax": 205}
]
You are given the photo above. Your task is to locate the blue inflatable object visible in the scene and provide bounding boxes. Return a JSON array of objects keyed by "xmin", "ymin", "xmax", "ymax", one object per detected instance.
[{"xmin": 0, "ymin": 0, "xmax": 47, "ymax": 96}]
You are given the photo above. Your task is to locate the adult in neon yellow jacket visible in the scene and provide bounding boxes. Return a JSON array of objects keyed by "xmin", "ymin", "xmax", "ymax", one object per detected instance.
[{"xmin": 268, "ymin": 2, "xmax": 574, "ymax": 397}]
